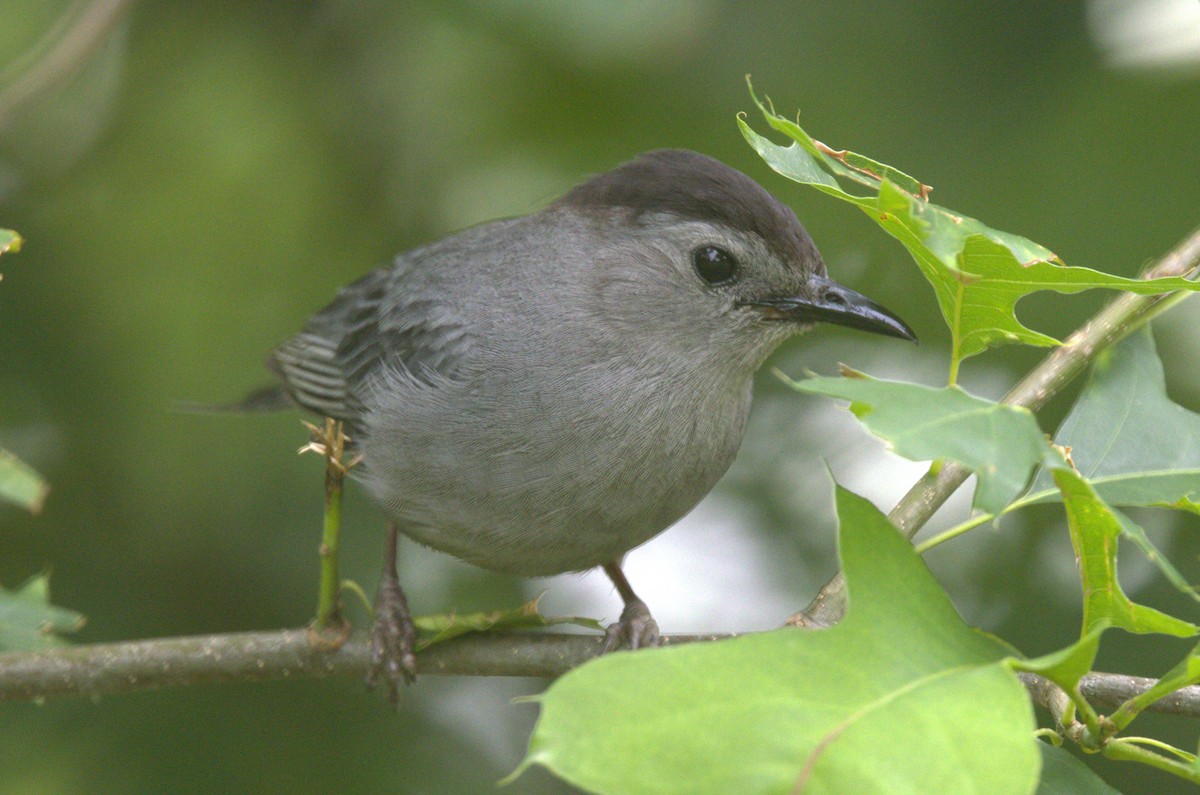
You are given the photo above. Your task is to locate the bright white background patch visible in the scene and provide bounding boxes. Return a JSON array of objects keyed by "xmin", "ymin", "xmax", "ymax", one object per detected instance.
[{"xmin": 1089, "ymin": 0, "xmax": 1200, "ymax": 71}]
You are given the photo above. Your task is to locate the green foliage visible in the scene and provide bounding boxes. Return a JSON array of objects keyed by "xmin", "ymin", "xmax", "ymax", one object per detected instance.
[
  {"xmin": 0, "ymin": 575, "xmax": 85, "ymax": 652},
  {"xmin": 2, "ymin": 3, "xmax": 1198, "ymax": 792},
  {"xmin": 516, "ymin": 488, "xmax": 1038, "ymax": 794},
  {"xmin": 1018, "ymin": 329, "xmax": 1200, "ymax": 606},
  {"xmin": 528, "ymin": 95, "xmax": 1200, "ymax": 792},
  {"xmin": 737, "ymin": 85, "xmax": 1200, "ymax": 378},
  {"xmin": 1054, "ymin": 468, "xmax": 1195, "ymax": 638},
  {"xmin": 784, "ymin": 370, "xmax": 1061, "ymax": 514},
  {"xmin": 1026, "ymin": 327, "xmax": 1200, "ymax": 514},
  {"xmin": 1016, "ymin": 626, "xmax": 1105, "ymax": 724}
]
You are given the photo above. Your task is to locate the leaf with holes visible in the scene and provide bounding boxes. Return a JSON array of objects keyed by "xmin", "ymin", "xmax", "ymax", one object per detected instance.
[{"xmin": 738, "ymin": 86, "xmax": 1200, "ymax": 367}]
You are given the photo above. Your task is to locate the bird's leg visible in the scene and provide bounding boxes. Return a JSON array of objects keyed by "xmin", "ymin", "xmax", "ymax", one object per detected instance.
[
  {"xmin": 601, "ymin": 560, "xmax": 660, "ymax": 652},
  {"xmin": 367, "ymin": 521, "xmax": 418, "ymax": 702}
]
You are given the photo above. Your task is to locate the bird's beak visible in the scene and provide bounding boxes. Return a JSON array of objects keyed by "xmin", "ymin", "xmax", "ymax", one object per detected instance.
[{"xmin": 742, "ymin": 275, "xmax": 917, "ymax": 342}]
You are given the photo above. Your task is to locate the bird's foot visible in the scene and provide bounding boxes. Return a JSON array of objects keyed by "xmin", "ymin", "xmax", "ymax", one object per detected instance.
[
  {"xmin": 366, "ymin": 572, "xmax": 418, "ymax": 703},
  {"xmin": 602, "ymin": 597, "xmax": 660, "ymax": 653}
]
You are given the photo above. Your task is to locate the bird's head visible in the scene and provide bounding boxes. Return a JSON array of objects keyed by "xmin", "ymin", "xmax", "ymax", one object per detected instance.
[{"xmin": 556, "ymin": 149, "xmax": 915, "ymax": 368}]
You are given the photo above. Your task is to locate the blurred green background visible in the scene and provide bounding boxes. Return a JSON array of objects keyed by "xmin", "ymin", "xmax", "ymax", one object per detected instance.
[{"xmin": 3, "ymin": 1, "xmax": 1200, "ymax": 792}]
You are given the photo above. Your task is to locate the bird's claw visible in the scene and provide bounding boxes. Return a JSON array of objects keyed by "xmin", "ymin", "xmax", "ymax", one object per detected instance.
[
  {"xmin": 602, "ymin": 597, "xmax": 660, "ymax": 653},
  {"xmin": 366, "ymin": 574, "xmax": 417, "ymax": 703}
]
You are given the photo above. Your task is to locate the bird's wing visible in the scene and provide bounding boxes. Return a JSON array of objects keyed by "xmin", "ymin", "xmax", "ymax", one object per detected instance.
[{"xmin": 268, "ymin": 259, "xmax": 470, "ymax": 423}]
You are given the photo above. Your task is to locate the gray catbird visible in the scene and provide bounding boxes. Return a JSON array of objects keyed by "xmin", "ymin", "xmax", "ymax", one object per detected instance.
[{"xmin": 254, "ymin": 149, "xmax": 914, "ymax": 698}]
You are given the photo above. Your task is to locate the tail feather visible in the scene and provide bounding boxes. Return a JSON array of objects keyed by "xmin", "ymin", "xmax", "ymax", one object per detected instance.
[{"xmin": 175, "ymin": 385, "xmax": 295, "ymax": 414}]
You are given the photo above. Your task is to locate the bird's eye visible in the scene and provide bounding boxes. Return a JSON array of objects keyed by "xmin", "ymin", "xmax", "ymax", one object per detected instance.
[{"xmin": 692, "ymin": 245, "xmax": 738, "ymax": 285}]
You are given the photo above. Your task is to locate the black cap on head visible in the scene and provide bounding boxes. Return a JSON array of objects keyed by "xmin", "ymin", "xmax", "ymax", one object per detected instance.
[
  {"xmin": 556, "ymin": 149, "xmax": 823, "ymax": 274},
  {"xmin": 562, "ymin": 150, "xmax": 917, "ymax": 344}
]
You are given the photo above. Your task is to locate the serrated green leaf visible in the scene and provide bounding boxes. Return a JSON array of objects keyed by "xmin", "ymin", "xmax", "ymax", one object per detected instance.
[
  {"xmin": 1028, "ymin": 328, "xmax": 1200, "ymax": 512},
  {"xmin": 786, "ymin": 372, "xmax": 1059, "ymax": 514},
  {"xmin": 738, "ymin": 88, "xmax": 1200, "ymax": 366},
  {"xmin": 0, "ymin": 574, "xmax": 85, "ymax": 651},
  {"xmin": 1054, "ymin": 469, "xmax": 1195, "ymax": 638},
  {"xmin": 415, "ymin": 594, "xmax": 601, "ymax": 650},
  {"xmin": 0, "ymin": 447, "xmax": 50, "ymax": 513},
  {"xmin": 514, "ymin": 486, "xmax": 1038, "ymax": 795}
]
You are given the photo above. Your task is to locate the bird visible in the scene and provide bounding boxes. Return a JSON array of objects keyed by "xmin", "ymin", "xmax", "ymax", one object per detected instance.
[{"xmin": 255, "ymin": 149, "xmax": 915, "ymax": 699}]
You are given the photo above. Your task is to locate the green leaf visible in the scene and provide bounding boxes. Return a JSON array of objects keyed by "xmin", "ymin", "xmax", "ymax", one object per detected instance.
[
  {"xmin": 415, "ymin": 594, "xmax": 601, "ymax": 650},
  {"xmin": 785, "ymin": 371, "xmax": 1059, "ymax": 514},
  {"xmin": 1054, "ymin": 468, "xmax": 1195, "ymax": 638},
  {"xmin": 1035, "ymin": 744, "xmax": 1122, "ymax": 795},
  {"xmin": 1017, "ymin": 625, "xmax": 1104, "ymax": 697},
  {"xmin": 1111, "ymin": 509, "xmax": 1200, "ymax": 607},
  {"xmin": 1014, "ymin": 625, "xmax": 1107, "ymax": 732},
  {"xmin": 1027, "ymin": 328, "xmax": 1200, "ymax": 513},
  {"xmin": 0, "ymin": 228, "xmax": 21, "ymax": 256},
  {"xmin": 0, "ymin": 574, "xmax": 85, "ymax": 651},
  {"xmin": 0, "ymin": 447, "xmax": 50, "ymax": 513},
  {"xmin": 1015, "ymin": 328, "xmax": 1200, "ymax": 605},
  {"xmin": 514, "ymin": 486, "xmax": 1039, "ymax": 794},
  {"xmin": 738, "ymin": 87, "xmax": 1200, "ymax": 366}
]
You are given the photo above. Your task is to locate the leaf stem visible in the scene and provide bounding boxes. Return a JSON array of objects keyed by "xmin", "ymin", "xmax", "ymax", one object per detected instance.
[
  {"xmin": 1103, "ymin": 738, "xmax": 1200, "ymax": 784},
  {"xmin": 1116, "ymin": 736, "xmax": 1196, "ymax": 762},
  {"xmin": 912, "ymin": 512, "xmax": 995, "ymax": 554}
]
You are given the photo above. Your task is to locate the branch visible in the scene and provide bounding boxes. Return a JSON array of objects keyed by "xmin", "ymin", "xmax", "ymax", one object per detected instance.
[
  {"xmin": 792, "ymin": 224, "xmax": 1200, "ymax": 627},
  {"xmin": 1018, "ymin": 671, "xmax": 1200, "ymax": 719},
  {"xmin": 4, "ymin": 629, "xmax": 1200, "ymax": 725},
  {"xmin": 0, "ymin": 630, "xmax": 719, "ymax": 702}
]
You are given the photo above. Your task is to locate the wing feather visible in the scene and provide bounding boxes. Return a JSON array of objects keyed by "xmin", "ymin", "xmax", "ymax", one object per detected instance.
[{"xmin": 268, "ymin": 257, "xmax": 470, "ymax": 422}]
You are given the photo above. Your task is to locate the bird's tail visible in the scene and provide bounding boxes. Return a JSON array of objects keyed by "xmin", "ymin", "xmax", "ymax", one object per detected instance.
[{"xmin": 175, "ymin": 385, "xmax": 294, "ymax": 414}]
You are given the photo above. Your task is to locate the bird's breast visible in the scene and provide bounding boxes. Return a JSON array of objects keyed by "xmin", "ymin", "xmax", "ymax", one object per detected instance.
[{"xmin": 361, "ymin": 358, "xmax": 756, "ymax": 576}]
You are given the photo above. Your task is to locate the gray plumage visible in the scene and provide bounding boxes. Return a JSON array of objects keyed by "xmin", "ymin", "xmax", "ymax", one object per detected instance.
[{"xmin": 267, "ymin": 149, "xmax": 913, "ymax": 579}]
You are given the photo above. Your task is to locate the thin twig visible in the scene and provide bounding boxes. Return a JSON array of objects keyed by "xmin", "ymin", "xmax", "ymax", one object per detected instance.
[{"xmin": 791, "ymin": 225, "xmax": 1200, "ymax": 627}]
